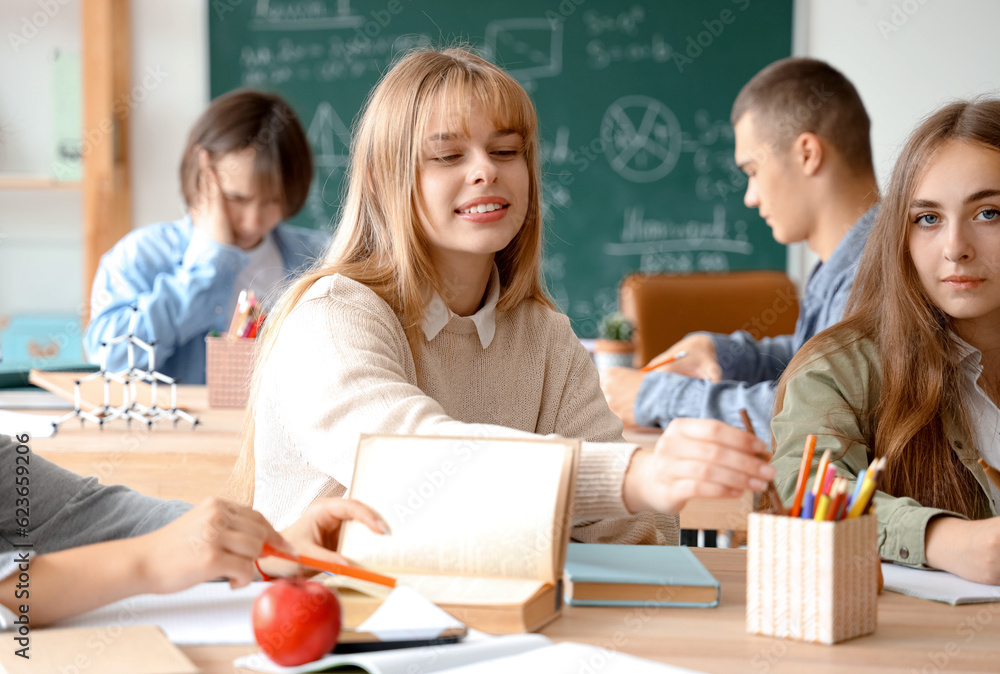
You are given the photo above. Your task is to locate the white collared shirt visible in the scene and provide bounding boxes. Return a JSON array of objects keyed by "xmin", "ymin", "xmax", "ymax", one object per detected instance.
[
  {"xmin": 956, "ymin": 336, "xmax": 1000, "ymax": 509},
  {"xmin": 421, "ymin": 264, "xmax": 499, "ymax": 349}
]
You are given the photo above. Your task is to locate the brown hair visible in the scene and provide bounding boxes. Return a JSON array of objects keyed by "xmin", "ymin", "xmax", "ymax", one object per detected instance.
[
  {"xmin": 227, "ymin": 47, "xmax": 552, "ymax": 504},
  {"xmin": 179, "ymin": 89, "xmax": 312, "ymax": 218},
  {"xmin": 774, "ymin": 99, "xmax": 1000, "ymax": 518},
  {"xmin": 731, "ymin": 57, "xmax": 873, "ymax": 173}
]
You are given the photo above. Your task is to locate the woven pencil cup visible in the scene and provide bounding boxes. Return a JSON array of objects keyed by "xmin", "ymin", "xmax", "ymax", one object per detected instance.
[
  {"xmin": 205, "ymin": 336, "xmax": 255, "ymax": 407},
  {"xmin": 746, "ymin": 512, "xmax": 878, "ymax": 644}
]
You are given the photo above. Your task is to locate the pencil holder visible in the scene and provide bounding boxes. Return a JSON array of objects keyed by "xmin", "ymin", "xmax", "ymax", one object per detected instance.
[
  {"xmin": 205, "ymin": 336, "xmax": 255, "ymax": 407},
  {"xmin": 746, "ymin": 512, "xmax": 878, "ymax": 645}
]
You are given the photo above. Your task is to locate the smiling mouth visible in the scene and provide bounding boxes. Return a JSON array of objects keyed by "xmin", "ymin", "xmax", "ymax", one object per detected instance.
[{"xmin": 456, "ymin": 203, "xmax": 508, "ymax": 214}]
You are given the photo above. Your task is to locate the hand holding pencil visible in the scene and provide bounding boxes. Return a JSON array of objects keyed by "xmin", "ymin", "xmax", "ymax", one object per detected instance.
[{"xmin": 640, "ymin": 334, "xmax": 723, "ymax": 381}]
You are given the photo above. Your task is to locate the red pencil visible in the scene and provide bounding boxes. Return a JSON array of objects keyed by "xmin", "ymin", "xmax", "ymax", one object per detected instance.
[{"xmin": 640, "ymin": 350, "xmax": 687, "ymax": 373}]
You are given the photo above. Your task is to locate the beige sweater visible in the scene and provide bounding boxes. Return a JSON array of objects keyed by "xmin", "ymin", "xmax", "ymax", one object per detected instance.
[{"xmin": 253, "ymin": 274, "xmax": 678, "ymax": 545}]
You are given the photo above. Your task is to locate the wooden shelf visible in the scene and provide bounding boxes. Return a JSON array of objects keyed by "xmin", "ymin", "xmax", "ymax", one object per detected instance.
[{"xmin": 0, "ymin": 175, "xmax": 83, "ymax": 191}]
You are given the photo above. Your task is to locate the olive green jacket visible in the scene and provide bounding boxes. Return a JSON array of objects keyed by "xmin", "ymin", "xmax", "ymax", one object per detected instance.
[{"xmin": 770, "ymin": 335, "xmax": 996, "ymax": 568}]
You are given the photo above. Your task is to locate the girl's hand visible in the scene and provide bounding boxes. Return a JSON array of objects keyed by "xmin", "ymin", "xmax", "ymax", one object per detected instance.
[
  {"xmin": 623, "ymin": 418, "xmax": 774, "ymax": 514},
  {"xmin": 646, "ymin": 334, "xmax": 722, "ymax": 381},
  {"xmin": 926, "ymin": 516, "xmax": 1000, "ymax": 585},
  {"xmin": 261, "ymin": 498, "xmax": 390, "ymax": 577},
  {"xmin": 190, "ymin": 149, "xmax": 235, "ymax": 247}
]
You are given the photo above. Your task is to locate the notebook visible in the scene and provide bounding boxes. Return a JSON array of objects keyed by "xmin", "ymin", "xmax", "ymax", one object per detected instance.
[
  {"xmin": 563, "ymin": 543, "xmax": 719, "ymax": 607},
  {"xmin": 881, "ymin": 563, "xmax": 1000, "ymax": 605}
]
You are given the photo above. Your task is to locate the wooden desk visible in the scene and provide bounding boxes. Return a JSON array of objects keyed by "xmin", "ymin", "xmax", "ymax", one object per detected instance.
[
  {"xmin": 182, "ymin": 549, "xmax": 1000, "ymax": 673},
  {"xmin": 28, "ymin": 385, "xmax": 243, "ymax": 503}
]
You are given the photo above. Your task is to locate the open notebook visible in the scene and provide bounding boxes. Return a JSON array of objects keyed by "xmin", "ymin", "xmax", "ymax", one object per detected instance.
[{"xmin": 234, "ymin": 635, "xmax": 710, "ymax": 673}]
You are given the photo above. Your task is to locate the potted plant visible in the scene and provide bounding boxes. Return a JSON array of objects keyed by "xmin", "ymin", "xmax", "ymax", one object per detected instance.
[{"xmin": 594, "ymin": 312, "xmax": 635, "ymax": 371}]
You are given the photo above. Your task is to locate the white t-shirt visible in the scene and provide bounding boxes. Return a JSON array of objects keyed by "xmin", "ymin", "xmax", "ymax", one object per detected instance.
[
  {"xmin": 230, "ymin": 233, "xmax": 286, "ymax": 312},
  {"xmin": 958, "ymin": 338, "xmax": 1000, "ymax": 509}
]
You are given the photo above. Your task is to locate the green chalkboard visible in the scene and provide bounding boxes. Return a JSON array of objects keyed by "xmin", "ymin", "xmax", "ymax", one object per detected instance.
[{"xmin": 210, "ymin": 0, "xmax": 792, "ymax": 336}]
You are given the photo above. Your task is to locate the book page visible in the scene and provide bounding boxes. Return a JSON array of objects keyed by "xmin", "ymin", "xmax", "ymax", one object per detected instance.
[
  {"xmin": 396, "ymin": 574, "xmax": 549, "ymax": 606},
  {"xmin": 340, "ymin": 435, "xmax": 576, "ymax": 583}
]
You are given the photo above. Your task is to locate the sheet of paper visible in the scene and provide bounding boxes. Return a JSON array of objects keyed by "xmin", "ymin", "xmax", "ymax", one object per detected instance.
[
  {"xmin": 881, "ymin": 563, "xmax": 1000, "ymax": 605},
  {"xmin": 55, "ymin": 581, "xmax": 265, "ymax": 644},
  {"xmin": 396, "ymin": 575, "xmax": 546, "ymax": 606},
  {"xmin": 0, "ymin": 409, "xmax": 57, "ymax": 438},
  {"xmin": 440, "ymin": 642, "xmax": 708, "ymax": 673},
  {"xmin": 233, "ymin": 633, "xmax": 550, "ymax": 674},
  {"xmin": 357, "ymin": 585, "xmax": 464, "ymax": 640}
]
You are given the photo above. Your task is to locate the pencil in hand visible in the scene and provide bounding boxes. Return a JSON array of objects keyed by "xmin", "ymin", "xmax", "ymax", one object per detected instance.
[
  {"xmin": 738, "ymin": 408, "xmax": 786, "ymax": 515},
  {"xmin": 639, "ymin": 350, "xmax": 687, "ymax": 372},
  {"xmin": 978, "ymin": 458, "xmax": 1000, "ymax": 491}
]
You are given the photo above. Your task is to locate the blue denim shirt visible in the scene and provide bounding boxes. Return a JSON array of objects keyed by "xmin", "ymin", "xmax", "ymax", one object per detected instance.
[
  {"xmin": 633, "ymin": 205, "xmax": 878, "ymax": 440},
  {"xmin": 84, "ymin": 216, "xmax": 329, "ymax": 385}
]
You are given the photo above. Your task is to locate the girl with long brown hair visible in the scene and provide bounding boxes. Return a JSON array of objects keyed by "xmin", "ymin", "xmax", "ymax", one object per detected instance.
[
  {"xmin": 771, "ymin": 99, "xmax": 1000, "ymax": 583},
  {"xmin": 230, "ymin": 47, "xmax": 773, "ymax": 545}
]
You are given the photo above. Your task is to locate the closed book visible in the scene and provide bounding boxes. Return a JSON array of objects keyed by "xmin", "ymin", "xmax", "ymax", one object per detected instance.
[{"xmin": 563, "ymin": 543, "xmax": 720, "ymax": 607}]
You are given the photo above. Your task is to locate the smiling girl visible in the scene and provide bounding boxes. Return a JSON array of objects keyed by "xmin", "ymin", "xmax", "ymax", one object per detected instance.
[
  {"xmin": 771, "ymin": 99, "xmax": 1000, "ymax": 583},
  {"xmin": 229, "ymin": 48, "xmax": 773, "ymax": 545}
]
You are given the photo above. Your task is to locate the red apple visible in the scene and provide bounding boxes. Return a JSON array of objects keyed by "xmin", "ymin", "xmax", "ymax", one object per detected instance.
[{"xmin": 252, "ymin": 578, "xmax": 342, "ymax": 666}]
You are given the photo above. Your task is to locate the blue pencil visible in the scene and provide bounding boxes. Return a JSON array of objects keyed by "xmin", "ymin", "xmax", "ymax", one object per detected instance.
[
  {"xmin": 801, "ymin": 491, "xmax": 815, "ymax": 519},
  {"xmin": 847, "ymin": 468, "xmax": 867, "ymax": 510}
]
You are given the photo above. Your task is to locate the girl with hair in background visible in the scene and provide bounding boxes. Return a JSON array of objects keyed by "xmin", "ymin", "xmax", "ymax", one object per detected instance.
[
  {"xmin": 232, "ymin": 47, "xmax": 773, "ymax": 544},
  {"xmin": 85, "ymin": 90, "xmax": 329, "ymax": 385},
  {"xmin": 771, "ymin": 99, "xmax": 1000, "ymax": 584}
]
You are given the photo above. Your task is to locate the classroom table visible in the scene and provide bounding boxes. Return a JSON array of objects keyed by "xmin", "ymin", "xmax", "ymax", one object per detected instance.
[
  {"xmin": 15, "ymin": 388, "xmax": 1000, "ymax": 672},
  {"xmin": 180, "ymin": 548, "xmax": 1000, "ymax": 673}
]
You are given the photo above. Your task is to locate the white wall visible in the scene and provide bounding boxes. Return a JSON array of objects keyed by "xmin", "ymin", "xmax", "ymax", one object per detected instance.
[
  {"xmin": 786, "ymin": 0, "xmax": 1000, "ymax": 286},
  {"xmin": 4, "ymin": 0, "xmax": 1000, "ymax": 316}
]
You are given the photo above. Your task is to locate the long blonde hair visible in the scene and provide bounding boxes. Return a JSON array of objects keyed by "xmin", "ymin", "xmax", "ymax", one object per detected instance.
[
  {"xmin": 774, "ymin": 99, "xmax": 1000, "ymax": 518},
  {"xmin": 228, "ymin": 48, "xmax": 553, "ymax": 504}
]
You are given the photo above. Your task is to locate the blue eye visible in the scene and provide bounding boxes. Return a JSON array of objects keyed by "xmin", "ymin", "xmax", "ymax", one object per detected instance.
[
  {"xmin": 915, "ymin": 213, "xmax": 939, "ymax": 227},
  {"xmin": 976, "ymin": 208, "xmax": 999, "ymax": 221}
]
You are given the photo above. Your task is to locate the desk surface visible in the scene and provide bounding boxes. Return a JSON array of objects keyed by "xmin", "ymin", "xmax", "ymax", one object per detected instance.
[{"xmin": 184, "ymin": 549, "xmax": 999, "ymax": 674}]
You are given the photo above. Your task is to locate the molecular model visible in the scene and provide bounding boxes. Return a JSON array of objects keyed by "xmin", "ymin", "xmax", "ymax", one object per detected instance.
[{"xmin": 52, "ymin": 307, "xmax": 198, "ymax": 432}]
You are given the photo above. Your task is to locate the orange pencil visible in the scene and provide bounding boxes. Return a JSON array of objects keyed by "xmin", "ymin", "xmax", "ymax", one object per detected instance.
[
  {"xmin": 261, "ymin": 543, "xmax": 397, "ymax": 588},
  {"xmin": 827, "ymin": 480, "xmax": 847, "ymax": 521},
  {"xmin": 789, "ymin": 434, "xmax": 816, "ymax": 517},
  {"xmin": 640, "ymin": 350, "xmax": 687, "ymax": 372}
]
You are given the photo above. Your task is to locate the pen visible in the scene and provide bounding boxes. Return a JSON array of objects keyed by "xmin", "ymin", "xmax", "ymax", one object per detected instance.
[
  {"xmin": 847, "ymin": 468, "xmax": 867, "ymax": 510},
  {"xmin": 260, "ymin": 542, "xmax": 397, "ymax": 588},
  {"xmin": 738, "ymin": 409, "xmax": 786, "ymax": 515},
  {"xmin": 789, "ymin": 434, "xmax": 816, "ymax": 517},
  {"xmin": 639, "ymin": 351, "xmax": 687, "ymax": 373}
]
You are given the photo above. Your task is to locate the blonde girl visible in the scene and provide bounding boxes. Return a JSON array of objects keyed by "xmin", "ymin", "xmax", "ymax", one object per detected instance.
[
  {"xmin": 232, "ymin": 48, "xmax": 772, "ymax": 544},
  {"xmin": 772, "ymin": 99, "xmax": 1000, "ymax": 583}
]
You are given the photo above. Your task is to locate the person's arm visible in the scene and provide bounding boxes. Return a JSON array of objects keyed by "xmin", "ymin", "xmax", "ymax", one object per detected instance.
[
  {"xmin": 0, "ymin": 497, "xmax": 387, "ymax": 626},
  {"xmin": 709, "ymin": 330, "xmax": 797, "ymax": 384},
  {"xmin": 256, "ymin": 281, "xmax": 771, "ymax": 527},
  {"xmin": 632, "ymin": 371, "xmax": 776, "ymax": 441},
  {"xmin": 83, "ymin": 224, "xmax": 246, "ymax": 374},
  {"xmin": 548, "ymin": 328, "xmax": 774, "ymax": 520},
  {"xmin": 771, "ymin": 346, "xmax": 957, "ymax": 570},
  {"xmin": 924, "ymin": 516, "xmax": 1000, "ymax": 585}
]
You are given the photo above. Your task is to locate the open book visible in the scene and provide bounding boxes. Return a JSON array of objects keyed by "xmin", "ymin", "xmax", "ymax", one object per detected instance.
[{"xmin": 337, "ymin": 434, "xmax": 580, "ymax": 634}]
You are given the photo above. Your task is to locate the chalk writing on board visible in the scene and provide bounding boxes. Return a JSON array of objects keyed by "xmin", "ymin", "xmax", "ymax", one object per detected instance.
[
  {"xmin": 603, "ymin": 204, "xmax": 752, "ymax": 273},
  {"xmin": 484, "ymin": 18, "xmax": 564, "ymax": 91},
  {"xmin": 601, "ymin": 95, "xmax": 683, "ymax": 183},
  {"xmin": 251, "ymin": 0, "xmax": 364, "ymax": 31}
]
